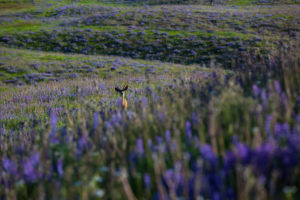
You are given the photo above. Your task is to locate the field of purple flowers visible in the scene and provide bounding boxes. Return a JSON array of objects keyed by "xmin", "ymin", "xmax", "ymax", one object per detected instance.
[{"xmin": 0, "ymin": 0, "xmax": 300, "ymax": 199}]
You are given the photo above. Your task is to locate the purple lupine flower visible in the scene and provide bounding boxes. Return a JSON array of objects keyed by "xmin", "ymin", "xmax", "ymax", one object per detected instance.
[
  {"xmin": 158, "ymin": 112, "xmax": 165, "ymax": 121},
  {"xmin": 261, "ymin": 90, "xmax": 267, "ymax": 104},
  {"xmin": 24, "ymin": 160, "xmax": 37, "ymax": 182},
  {"xmin": 274, "ymin": 81, "xmax": 281, "ymax": 94},
  {"xmin": 163, "ymin": 169, "xmax": 174, "ymax": 182},
  {"xmin": 293, "ymin": 115, "xmax": 300, "ymax": 134},
  {"xmin": 57, "ymin": 159, "xmax": 64, "ymax": 176},
  {"xmin": 174, "ymin": 161, "xmax": 184, "ymax": 185},
  {"xmin": 143, "ymin": 173, "xmax": 151, "ymax": 189},
  {"xmin": 23, "ymin": 152, "xmax": 40, "ymax": 182},
  {"xmin": 152, "ymin": 92, "xmax": 159, "ymax": 102},
  {"xmin": 50, "ymin": 110, "xmax": 58, "ymax": 129},
  {"xmin": 252, "ymin": 84, "xmax": 260, "ymax": 96},
  {"xmin": 78, "ymin": 135, "xmax": 89, "ymax": 151},
  {"xmin": 253, "ymin": 142, "xmax": 275, "ymax": 174},
  {"xmin": 136, "ymin": 138, "xmax": 144, "ymax": 154},
  {"xmin": 156, "ymin": 136, "xmax": 163, "ymax": 144},
  {"xmin": 185, "ymin": 121, "xmax": 192, "ymax": 139},
  {"xmin": 147, "ymin": 139, "xmax": 152, "ymax": 149},
  {"xmin": 282, "ymin": 123, "xmax": 290, "ymax": 134},
  {"xmin": 141, "ymin": 97, "xmax": 148, "ymax": 108},
  {"xmin": 223, "ymin": 151, "xmax": 236, "ymax": 170},
  {"xmin": 236, "ymin": 143, "xmax": 250, "ymax": 164},
  {"xmin": 165, "ymin": 130, "xmax": 171, "ymax": 142},
  {"xmin": 116, "ymin": 97, "xmax": 122, "ymax": 107},
  {"xmin": 201, "ymin": 144, "xmax": 216, "ymax": 162},
  {"xmin": 212, "ymin": 71, "xmax": 217, "ymax": 78},
  {"xmin": 50, "ymin": 110, "xmax": 59, "ymax": 144},
  {"xmin": 2, "ymin": 157, "xmax": 16, "ymax": 175},
  {"xmin": 93, "ymin": 112, "xmax": 99, "ymax": 130},
  {"xmin": 265, "ymin": 115, "xmax": 272, "ymax": 135},
  {"xmin": 274, "ymin": 123, "xmax": 281, "ymax": 135},
  {"xmin": 29, "ymin": 152, "xmax": 40, "ymax": 165},
  {"xmin": 191, "ymin": 112, "xmax": 198, "ymax": 125}
]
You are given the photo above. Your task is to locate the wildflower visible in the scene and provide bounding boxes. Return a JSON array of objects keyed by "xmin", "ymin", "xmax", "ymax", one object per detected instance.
[
  {"xmin": 274, "ymin": 81, "xmax": 281, "ymax": 94},
  {"xmin": 143, "ymin": 173, "xmax": 151, "ymax": 189},
  {"xmin": 23, "ymin": 152, "xmax": 40, "ymax": 182},
  {"xmin": 185, "ymin": 121, "xmax": 192, "ymax": 139},
  {"xmin": 252, "ymin": 84, "xmax": 260, "ymax": 96},
  {"xmin": 93, "ymin": 112, "xmax": 99, "ymax": 130},
  {"xmin": 2, "ymin": 157, "xmax": 16, "ymax": 175},
  {"xmin": 57, "ymin": 159, "xmax": 64, "ymax": 176},
  {"xmin": 165, "ymin": 130, "xmax": 171, "ymax": 142},
  {"xmin": 136, "ymin": 138, "xmax": 144, "ymax": 154}
]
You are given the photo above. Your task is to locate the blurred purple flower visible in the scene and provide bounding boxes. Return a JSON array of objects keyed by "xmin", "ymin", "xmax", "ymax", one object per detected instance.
[
  {"xmin": 165, "ymin": 130, "xmax": 171, "ymax": 142},
  {"xmin": 201, "ymin": 144, "xmax": 216, "ymax": 162},
  {"xmin": 191, "ymin": 112, "xmax": 198, "ymax": 125},
  {"xmin": 297, "ymin": 96, "xmax": 300, "ymax": 105},
  {"xmin": 156, "ymin": 136, "xmax": 163, "ymax": 144},
  {"xmin": 116, "ymin": 97, "xmax": 122, "ymax": 107},
  {"xmin": 163, "ymin": 169, "xmax": 174, "ymax": 182},
  {"xmin": 23, "ymin": 152, "xmax": 40, "ymax": 182},
  {"xmin": 261, "ymin": 90, "xmax": 267, "ymax": 104},
  {"xmin": 50, "ymin": 110, "xmax": 59, "ymax": 144},
  {"xmin": 185, "ymin": 121, "xmax": 192, "ymax": 139},
  {"xmin": 143, "ymin": 173, "xmax": 151, "ymax": 189},
  {"xmin": 274, "ymin": 81, "xmax": 281, "ymax": 94},
  {"xmin": 252, "ymin": 84, "xmax": 260, "ymax": 96},
  {"xmin": 223, "ymin": 151, "xmax": 236, "ymax": 170},
  {"xmin": 265, "ymin": 115, "xmax": 272, "ymax": 135},
  {"xmin": 24, "ymin": 161, "xmax": 37, "ymax": 182},
  {"xmin": 141, "ymin": 97, "xmax": 148, "ymax": 108},
  {"xmin": 136, "ymin": 138, "xmax": 144, "ymax": 154},
  {"xmin": 78, "ymin": 135, "xmax": 89, "ymax": 151},
  {"xmin": 2, "ymin": 157, "xmax": 16, "ymax": 175},
  {"xmin": 147, "ymin": 139, "xmax": 152, "ymax": 149},
  {"xmin": 57, "ymin": 159, "xmax": 64, "ymax": 176},
  {"xmin": 93, "ymin": 112, "xmax": 99, "ymax": 130},
  {"xmin": 236, "ymin": 143, "xmax": 250, "ymax": 164},
  {"xmin": 50, "ymin": 110, "xmax": 58, "ymax": 129}
]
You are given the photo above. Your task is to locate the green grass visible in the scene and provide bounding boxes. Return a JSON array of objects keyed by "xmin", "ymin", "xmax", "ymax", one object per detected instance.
[
  {"xmin": 0, "ymin": 20, "xmax": 60, "ymax": 36},
  {"xmin": 0, "ymin": 46, "xmax": 218, "ymax": 83},
  {"xmin": 0, "ymin": 2, "xmax": 35, "ymax": 14},
  {"xmin": 228, "ymin": 0, "xmax": 254, "ymax": 6},
  {"xmin": 79, "ymin": 25, "xmax": 257, "ymax": 40},
  {"xmin": 44, "ymin": 0, "xmax": 133, "ymax": 7}
]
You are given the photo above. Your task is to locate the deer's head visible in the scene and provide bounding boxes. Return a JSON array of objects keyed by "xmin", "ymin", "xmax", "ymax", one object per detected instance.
[{"xmin": 115, "ymin": 85, "xmax": 128, "ymax": 96}]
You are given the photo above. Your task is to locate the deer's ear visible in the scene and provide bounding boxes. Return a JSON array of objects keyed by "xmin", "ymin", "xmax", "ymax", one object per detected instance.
[
  {"xmin": 123, "ymin": 85, "xmax": 128, "ymax": 91},
  {"xmin": 115, "ymin": 87, "xmax": 121, "ymax": 92}
]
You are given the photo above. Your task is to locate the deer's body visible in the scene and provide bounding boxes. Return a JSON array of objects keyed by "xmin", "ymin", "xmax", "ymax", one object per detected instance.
[
  {"xmin": 115, "ymin": 85, "xmax": 128, "ymax": 110},
  {"xmin": 122, "ymin": 93, "xmax": 128, "ymax": 109}
]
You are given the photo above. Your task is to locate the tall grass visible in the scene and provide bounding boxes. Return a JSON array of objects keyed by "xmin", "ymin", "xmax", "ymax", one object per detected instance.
[{"xmin": 0, "ymin": 45, "xmax": 299, "ymax": 199}]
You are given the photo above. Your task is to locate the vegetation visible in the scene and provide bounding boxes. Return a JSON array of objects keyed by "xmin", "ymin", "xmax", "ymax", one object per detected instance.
[{"xmin": 0, "ymin": 0, "xmax": 299, "ymax": 199}]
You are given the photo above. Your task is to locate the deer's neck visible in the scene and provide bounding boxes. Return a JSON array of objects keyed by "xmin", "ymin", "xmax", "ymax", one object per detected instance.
[{"xmin": 122, "ymin": 93, "xmax": 126, "ymax": 101}]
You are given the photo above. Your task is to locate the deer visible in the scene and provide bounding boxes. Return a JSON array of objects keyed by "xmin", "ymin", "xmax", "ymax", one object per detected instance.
[{"xmin": 115, "ymin": 85, "xmax": 128, "ymax": 109}]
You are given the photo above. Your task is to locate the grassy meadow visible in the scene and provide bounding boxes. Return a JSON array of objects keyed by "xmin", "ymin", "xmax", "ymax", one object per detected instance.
[{"xmin": 0, "ymin": 0, "xmax": 300, "ymax": 199}]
